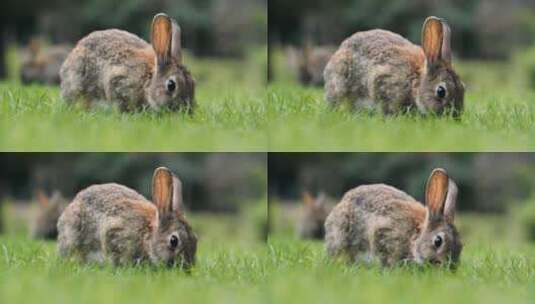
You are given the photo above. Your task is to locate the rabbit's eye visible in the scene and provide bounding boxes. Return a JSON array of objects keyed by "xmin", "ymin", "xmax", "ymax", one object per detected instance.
[
  {"xmin": 436, "ymin": 85, "xmax": 447, "ymax": 99},
  {"xmin": 169, "ymin": 235, "xmax": 179, "ymax": 249},
  {"xmin": 166, "ymin": 79, "xmax": 176, "ymax": 93},
  {"xmin": 433, "ymin": 235, "xmax": 443, "ymax": 248}
]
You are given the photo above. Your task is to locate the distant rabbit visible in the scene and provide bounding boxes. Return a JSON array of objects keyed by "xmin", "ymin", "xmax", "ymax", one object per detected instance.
[
  {"xmin": 60, "ymin": 13, "xmax": 195, "ymax": 112},
  {"xmin": 298, "ymin": 43, "xmax": 336, "ymax": 87},
  {"xmin": 20, "ymin": 38, "xmax": 71, "ymax": 85},
  {"xmin": 31, "ymin": 189, "xmax": 68, "ymax": 240},
  {"xmin": 57, "ymin": 167, "xmax": 197, "ymax": 268},
  {"xmin": 297, "ymin": 191, "xmax": 333, "ymax": 240},
  {"xmin": 324, "ymin": 17, "xmax": 464, "ymax": 116},
  {"xmin": 325, "ymin": 168, "xmax": 462, "ymax": 268}
]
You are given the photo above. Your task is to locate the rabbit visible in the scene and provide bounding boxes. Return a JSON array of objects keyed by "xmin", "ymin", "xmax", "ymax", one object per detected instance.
[
  {"xmin": 324, "ymin": 168, "xmax": 462, "ymax": 268},
  {"xmin": 60, "ymin": 13, "xmax": 195, "ymax": 113},
  {"xmin": 20, "ymin": 38, "xmax": 71, "ymax": 85},
  {"xmin": 57, "ymin": 167, "xmax": 197, "ymax": 268},
  {"xmin": 297, "ymin": 191, "xmax": 333, "ymax": 240},
  {"xmin": 31, "ymin": 189, "xmax": 68, "ymax": 240},
  {"xmin": 286, "ymin": 44, "xmax": 336, "ymax": 87},
  {"xmin": 324, "ymin": 16, "xmax": 464, "ymax": 117}
]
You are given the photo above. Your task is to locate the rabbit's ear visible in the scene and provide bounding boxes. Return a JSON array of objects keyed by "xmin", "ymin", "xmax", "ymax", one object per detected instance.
[
  {"xmin": 302, "ymin": 191, "xmax": 314, "ymax": 207},
  {"xmin": 425, "ymin": 168, "xmax": 449, "ymax": 219},
  {"xmin": 29, "ymin": 38, "xmax": 41, "ymax": 58},
  {"xmin": 441, "ymin": 21, "xmax": 452, "ymax": 63},
  {"xmin": 171, "ymin": 173, "xmax": 185, "ymax": 214},
  {"xmin": 170, "ymin": 18, "xmax": 183, "ymax": 64},
  {"xmin": 35, "ymin": 189, "xmax": 49, "ymax": 207},
  {"xmin": 151, "ymin": 13, "xmax": 173, "ymax": 67},
  {"xmin": 152, "ymin": 167, "xmax": 185, "ymax": 214},
  {"xmin": 444, "ymin": 178, "xmax": 458, "ymax": 224},
  {"xmin": 152, "ymin": 167, "xmax": 174, "ymax": 213},
  {"xmin": 422, "ymin": 17, "xmax": 450, "ymax": 66}
]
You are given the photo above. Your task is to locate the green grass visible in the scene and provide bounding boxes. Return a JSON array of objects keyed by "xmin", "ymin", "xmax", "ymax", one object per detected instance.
[
  {"xmin": 0, "ymin": 201, "xmax": 270, "ymax": 304},
  {"xmin": 0, "ymin": 236, "xmax": 269, "ymax": 304},
  {"xmin": 3, "ymin": 197, "xmax": 535, "ymax": 304},
  {"xmin": 269, "ymin": 50, "xmax": 535, "ymax": 151},
  {"xmin": 266, "ymin": 238, "xmax": 534, "ymax": 304},
  {"xmin": 4, "ymin": 46, "xmax": 535, "ymax": 151},
  {"xmin": 2, "ymin": 221, "xmax": 535, "ymax": 304},
  {"xmin": 266, "ymin": 200, "xmax": 535, "ymax": 303},
  {"xmin": 0, "ymin": 48, "xmax": 267, "ymax": 151}
]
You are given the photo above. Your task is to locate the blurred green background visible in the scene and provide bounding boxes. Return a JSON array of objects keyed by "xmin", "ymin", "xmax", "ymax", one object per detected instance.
[
  {"xmin": 269, "ymin": 0, "xmax": 535, "ymax": 60},
  {"xmin": 0, "ymin": 0, "xmax": 267, "ymax": 78},
  {"xmin": 268, "ymin": 153, "xmax": 535, "ymax": 240},
  {"xmin": 269, "ymin": 153, "xmax": 535, "ymax": 212},
  {"xmin": 268, "ymin": 0, "xmax": 535, "ymax": 85},
  {"xmin": 0, "ymin": 153, "xmax": 266, "ymax": 212},
  {"xmin": 0, "ymin": 153, "xmax": 268, "ymax": 243}
]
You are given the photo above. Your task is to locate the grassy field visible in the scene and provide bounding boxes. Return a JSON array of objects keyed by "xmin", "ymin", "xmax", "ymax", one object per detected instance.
[
  {"xmin": 268, "ymin": 49, "xmax": 535, "ymax": 151},
  {"xmin": 3, "ymin": 196, "xmax": 535, "ymax": 304},
  {"xmin": 0, "ymin": 48, "xmax": 267, "ymax": 151},
  {"xmin": 3, "ymin": 46, "xmax": 535, "ymax": 151},
  {"xmin": 266, "ymin": 201, "xmax": 535, "ymax": 303},
  {"xmin": 3, "ymin": 236, "xmax": 532, "ymax": 304},
  {"xmin": 266, "ymin": 237, "xmax": 534, "ymax": 303},
  {"xmin": 0, "ymin": 200, "xmax": 269, "ymax": 304}
]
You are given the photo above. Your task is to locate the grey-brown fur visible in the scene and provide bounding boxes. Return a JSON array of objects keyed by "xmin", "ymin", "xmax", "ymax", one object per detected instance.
[
  {"xmin": 21, "ymin": 41, "xmax": 71, "ymax": 85},
  {"xmin": 57, "ymin": 168, "xmax": 197, "ymax": 268},
  {"xmin": 31, "ymin": 190, "xmax": 68, "ymax": 240},
  {"xmin": 324, "ymin": 17, "xmax": 464, "ymax": 116},
  {"xmin": 299, "ymin": 46, "xmax": 336, "ymax": 87},
  {"xmin": 297, "ymin": 192, "xmax": 334, "ymax": 240},
  {"xmin": 325, "ymin": 169, "xmax": 462, "ymax": 268},
  {"xmin": 60, "ymin": 13, "xmax": 195, "ymax": 112}
]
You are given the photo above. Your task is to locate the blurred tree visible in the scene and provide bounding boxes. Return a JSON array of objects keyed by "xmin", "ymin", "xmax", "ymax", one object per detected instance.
[
  {"xmin": 269, "ymin": 153, "xmax": 535, "ymax": 213},
  {"xmin": 269, "ymin": 0, "xmax": 535, "ymax": 60},
  {"xmin": 0, "ymin": 0, "xmax": 265, "ymax": 79},
  {"xmin": 1, "ymin": 0, "xmax": 265, "ymax": 59},
  {"xmin": 0, "ymin": 153, "xmax": 266, "ymax": 213}
]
